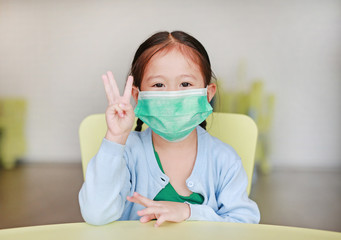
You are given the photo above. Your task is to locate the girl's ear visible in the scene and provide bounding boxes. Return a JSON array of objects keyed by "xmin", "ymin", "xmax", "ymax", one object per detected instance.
[
  {"xmin": 132, "ymin": 85, "xmax": 139, "ymax": 104},
  {"xmin": 207, "ymin": 83, "xmax": 217, "ymax": 102}
]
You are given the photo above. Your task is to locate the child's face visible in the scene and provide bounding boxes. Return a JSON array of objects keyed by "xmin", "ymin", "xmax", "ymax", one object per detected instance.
[{"xmin": 132, "ymin": 48, "xmax": 216, "ymax": 103}]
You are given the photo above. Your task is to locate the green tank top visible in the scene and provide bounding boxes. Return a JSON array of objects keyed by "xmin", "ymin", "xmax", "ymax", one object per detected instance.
[{"xmin": 153, "ymin": 146, "xmax": 204, "ymax": 204}]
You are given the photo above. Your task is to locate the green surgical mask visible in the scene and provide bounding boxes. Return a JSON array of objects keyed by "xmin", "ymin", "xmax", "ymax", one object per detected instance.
[{"xmin": 134, "ymin": 88, "xmax": 213, "ymax": 142}]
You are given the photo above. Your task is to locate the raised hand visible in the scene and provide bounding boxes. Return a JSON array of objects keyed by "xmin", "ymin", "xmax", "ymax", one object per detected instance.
[
  {"xmin": 102, "ymin": 71, "xmax": 135, "ymax": 144},
  {"xmin": 127, "ymin": 192, "xmax": 191, "ymax": 227}
]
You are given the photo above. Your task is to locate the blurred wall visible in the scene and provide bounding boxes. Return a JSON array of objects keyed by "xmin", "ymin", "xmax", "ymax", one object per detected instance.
[{"xmin": 0, "ymin": 0, "xmax": 340, "ymax": 168}]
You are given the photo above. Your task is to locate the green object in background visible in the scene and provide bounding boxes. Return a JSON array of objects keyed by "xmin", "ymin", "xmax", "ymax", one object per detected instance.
[{"xmin": 0, "ymin": 99, "xmax": 27, "ymax": 169}]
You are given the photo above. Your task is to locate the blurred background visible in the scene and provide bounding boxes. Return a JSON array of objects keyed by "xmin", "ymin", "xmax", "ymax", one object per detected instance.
[{"xmin": 0, "ymin": 0, "xmax": 340, "ymax": 232}]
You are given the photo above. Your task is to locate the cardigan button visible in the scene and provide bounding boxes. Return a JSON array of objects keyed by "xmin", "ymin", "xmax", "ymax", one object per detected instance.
[{"xmin": 187, "ymin": 181, "xmax": 194, "ymax": 188}]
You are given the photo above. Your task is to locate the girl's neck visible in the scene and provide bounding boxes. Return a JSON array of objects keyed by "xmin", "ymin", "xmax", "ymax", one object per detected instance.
[{"xmin": 152, "ymin": 128, "xmax": 198, "ymax": 152}]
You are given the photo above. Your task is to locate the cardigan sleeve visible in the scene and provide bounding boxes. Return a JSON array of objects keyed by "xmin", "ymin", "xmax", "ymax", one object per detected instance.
[
  {"xmin": 188, "ymin": 160, "xmax": 260, "ymax": 223},
  {"xmin": 78, "ymin": 138, "xmax": 131, "ymax": 225}
]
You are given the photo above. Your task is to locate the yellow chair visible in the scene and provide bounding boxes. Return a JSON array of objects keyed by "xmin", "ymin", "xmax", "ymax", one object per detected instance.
[
  {"xmin": 79, "ymin": 112, "xmax": 258, "ymax": 195},
  {"xmin": 0, "ymin": 99, "xmax": 27, "ymax": 169}
]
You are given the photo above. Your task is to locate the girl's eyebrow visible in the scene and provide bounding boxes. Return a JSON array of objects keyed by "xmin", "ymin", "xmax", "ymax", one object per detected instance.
[
  {"xmin": 178, "ymin": 74, "xmax": 196, "ymax": 79},
  {"xmin": 145, "ymin": 75, "xmax": 166, "ymax": 82},
  {"xmin": 145, "ymin": 74, "xmax": 197, "ymax": 82}
]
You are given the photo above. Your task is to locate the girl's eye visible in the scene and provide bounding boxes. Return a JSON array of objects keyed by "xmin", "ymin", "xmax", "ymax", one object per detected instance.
[
  {"xmin": 153, "ymin": 83, "xmax": 164, "ymax": 88},
  {"xmin": 181, "ymin": 82, "xmax": 191, "ymax": 87}
]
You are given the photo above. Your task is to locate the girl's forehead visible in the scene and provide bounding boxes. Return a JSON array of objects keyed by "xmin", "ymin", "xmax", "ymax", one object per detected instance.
[{"xmin": 146, "ymin": 47, "xmax": 201, "ymax": 71}]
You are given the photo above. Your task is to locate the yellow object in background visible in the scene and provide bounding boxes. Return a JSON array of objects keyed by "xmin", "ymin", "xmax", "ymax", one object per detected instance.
[
  {"xmin": 214, "ymin": 80, "xmax": 275, "ymax": 174},
  {"xmin": 0, "ymin": 99, "xmax": 27, "ymax": 169}
]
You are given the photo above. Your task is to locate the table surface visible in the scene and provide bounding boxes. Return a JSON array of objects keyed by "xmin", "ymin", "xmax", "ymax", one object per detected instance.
[{"xmin": 0, "ymin": 221, "xmax": 340, "ymax": 240}]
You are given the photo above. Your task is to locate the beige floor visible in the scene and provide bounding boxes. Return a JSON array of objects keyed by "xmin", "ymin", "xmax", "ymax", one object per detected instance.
[{"xmin": 0, "ymin": 163, "xmax": 340, "ymax": 232}]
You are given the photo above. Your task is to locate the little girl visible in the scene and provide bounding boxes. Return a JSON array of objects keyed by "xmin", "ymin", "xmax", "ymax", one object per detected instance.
[{"xmin": 79, "ymin": 31, "xmax": 260, "ymax": 227}]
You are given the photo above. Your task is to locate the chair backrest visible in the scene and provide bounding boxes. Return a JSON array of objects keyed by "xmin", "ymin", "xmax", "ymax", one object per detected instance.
[{"xmin": 79, "ymin": 112, "xmax": 258, "ymax": 195}]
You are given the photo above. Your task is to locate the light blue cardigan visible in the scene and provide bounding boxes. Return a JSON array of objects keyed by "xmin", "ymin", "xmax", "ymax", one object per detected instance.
[{"xmin": 79, "ymin": 126, "xmax": 260, "ymax": 225}]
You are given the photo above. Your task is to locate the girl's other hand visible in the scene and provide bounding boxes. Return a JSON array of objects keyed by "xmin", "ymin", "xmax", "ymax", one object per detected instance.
[
  {"xmin": 102, "ymin": 71, "xmax": 135, "ymax": 144},
  {"xmin": 127, "ymin": 192, "xmax": 191, "ymax": 227}
]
